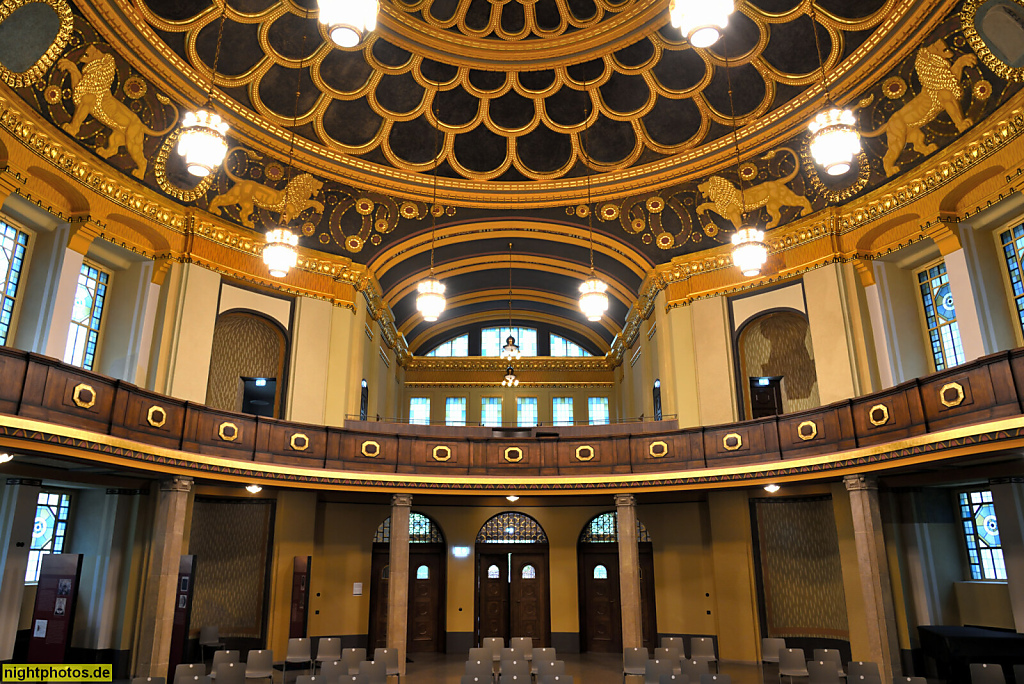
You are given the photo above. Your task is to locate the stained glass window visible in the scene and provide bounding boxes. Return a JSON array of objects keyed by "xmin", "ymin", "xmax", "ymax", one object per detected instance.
[
  {"xmin": 594, "ymin": 564, "xmax": 608, "ymax": 579},
  {"xmin": 553, "ymin": 397, "xmax": 574, "ymax": 426},
  {"xmin": 0, "ymin": 221, "xmax": 29, "ymax": 347},
  {"xmin": 446, "ymin": 397, "xmax": 467, "ymax": 426},
  {"xmin": 482, "ymin": 327, "xmax": 537, "ymax": 356},
  {"xmin": 426, "ymin": 334, "xmax": 469, "ymax": 357},
  {"xmin": 958, "ymin": 489, "xmax": 1005, "ymax": 580},
  {"xmin": 999, "ymin": 224, "xmax": 1024, "ymax": 339},
  {"xmin": 477, "ymin": 512, "xmax": 548, "ymax": 544},
  {"xmin": 409, "ymin": 397, "xmax": 430, "ymax": 425},
  {"xmin": 64, "ymin": 262, "xmax": 110, "ymax": 370},
  {"xmin": 521, "ymin": 564, "xmax": 536, "ymax": 579},
  {"xmin": 373, "ymin": 512, "xmax": 444, "ymax": 543},
  {"xmin": 481, "ymin": 397, "xmax": 502, "ymax": 427},
  {"xmin": 917, "ymin": 261, "xmax": 965, "ymax": 371},
  {"xmin": 579, "ymin": 512, "xmax": 652, "ymax": 543},
  {"xmin": 26, "ymin": 492, "xmax": 70, "ymax": 583},
  {"xmin": 588, "ymin": 397, "xmax": 610, "ymax": 425},
  {"xmin": 517, "ymin": 397, "xmax": 538, "ymax": 428},
  {"xmin": 550, "ymin": 334, "xmax": 591, "ymax": 357},
  {"xmin": 487, "ymin": 564, "xmax": 500, "ymax": 579},
  {"xmin": 416, "ymin": 565, "xmax": 429, "ymax": 580}
]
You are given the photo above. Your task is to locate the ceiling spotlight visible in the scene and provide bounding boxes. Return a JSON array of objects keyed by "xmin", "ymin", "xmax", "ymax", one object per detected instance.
[
  {"xmin": 0, "ymin": 453, "xmax": 13, "ymax": 464},
  {"xmin": 246, "ymin": 484, "xmax": 263, "ymax": 494},
  {"xmin": 731, "ymin": 227, "xmax": 768, "ymax": 277},
  {"xmin": 263, "ymin": 228, "xmax": 299, "ymax": 278},
  {"xmin": 506, "ymin": 494, "xmax": 520, "ymax": 502},
  {"xmin": 669, "ymin": 0, "xmax": 733, "ymax": 48},
  {"xmin": 319, "ymin": 0, "xmax": 379, "ymax": 48},
  {"xmin": 764, "ymin": 483, "xmax": 780, "ymax": 493}
]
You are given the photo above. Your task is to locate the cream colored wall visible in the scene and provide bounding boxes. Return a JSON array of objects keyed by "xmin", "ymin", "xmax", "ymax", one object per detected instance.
[
  {"xmin": 655, "ymin": 294, "xmax": 700, "ymax": 427},
  {"xmin": 218, "ymin": 284, "xmax": 292, "ymax": 331},
  {"xmin": 324, "ymin": 298, "xmax": 369, "ymax": 426},
  {"xmin": 731, "ymin": 283, "xmax": 805, "ymax": 331},
  {"xmin": 692, "ymin": 297, "xmax": 737, "ymax": 425},
  {"xmin": 805, "ymin": 265, "xmax": 861, "ymax": 404},
  {"xmin": 954, "ymin": 582, "xmax": 1015, "ymax": 629},
  {"xmin": 706, "ymin": 490, "xmax": 759, "ymax": 663},
  {"xmin": 287, "ymin": 297, "xmax": 334, "ymax": 424}
]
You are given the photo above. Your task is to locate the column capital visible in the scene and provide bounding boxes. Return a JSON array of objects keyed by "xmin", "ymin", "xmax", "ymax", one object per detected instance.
[
  {"xmin": 106, "ymin": 488, "xmax": 148, "ymax": 496},
  {"xmin": 844, "ymin": 473, "xmax": 878, "ymax": 492},
  {"xmin": 392, "ymin": 493, "xmax": 413, "ymax": 508},
  {"xmin": 614, "ymin": 493, "xmax": 636, "ymax": 508},
  {"xmin": 160, "ymin": 476, "xmax": 193, "ymax": 493}
]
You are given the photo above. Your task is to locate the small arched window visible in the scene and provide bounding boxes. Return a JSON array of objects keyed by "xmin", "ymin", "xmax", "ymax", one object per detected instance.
[
  {"xmin": 521, "ymin": 564, "xmax": 536, "ymax": 579},
  {"xmin": 487, "ymin": 564, "xmax": 500, "ymax": 579},
  {"xmin": 416, "ymin": 565, "xmax": 429, "ymax": 580},
  {"xmin": 594, "ymin": 564, "xmax": 608, "ymax": 579},
  {"xmin": 653, "ymin": 379, "xmax": 662, "ymax": 421},
  {"xmin": 382, "ymin": 565, "xmax": 389, "ymax": 579}
]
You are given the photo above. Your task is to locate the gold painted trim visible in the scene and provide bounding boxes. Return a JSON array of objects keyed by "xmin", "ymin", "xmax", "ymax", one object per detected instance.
[
  {"xmin": 290, "ymin": 433, "xmax": 309, "ymax": 451},
  {"xmin": 146, "ymin": 405, "xmax": 167, "ymax": 429},
  {"xmin": 723, "ymin": 433, "xmax": 743, "ymax": 451},
  {"xmin": 797, "ymin": 421, "xmax": 818, "ymax": 441},
  {"xmin": 575, "ymin": 445, "xmax": 595, "ymax": 462},
  {"xmin": 504, "ymin": 446, "xmax": 523, "ymax": 463},
  {"xmin": 648, "ymin": 440, "xmax": 668, "ymax": 458},
  {"xmin": 72, "ymin": 384, "xmax": 96, "ymax": 410},
  {"xmin": 962, "ymin": 0, "xmax": 1024, "ymax": 83},
  {"xmin": 869, "ymin": 404, "xmax": 890, "ymax": 427},
  {"xmin": 218, "ymin": 422, "xmax": 239, "ymax": 442},
  {"xmin": 361, "ymin": 440, "xmax": 381, "ymax": 458},
  {"xmin": 940, "ymin": 382, "xmax": 966, "ymax": 408},
  {"xmin": 432, "ymin": 445, "xmax": 451, "ymax": 462},
  {"xmin": 0, "ymin": 0, "xmax": 74, "ymax": 88}
]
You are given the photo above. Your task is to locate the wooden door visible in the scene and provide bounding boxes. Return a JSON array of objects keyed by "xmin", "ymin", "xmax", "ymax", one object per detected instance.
[
  {"xmin": 478, "ymin": 552, "xmax": 509, "ymax": 643},
  {"xmin": 578, "ymin": 547, "xmax": 622, "ymax": 653},
  {"xmin": 639, "ymin": 544, "xmax": 657, "ymax": 652},
  {"xmin": 408, "ymin": 547, "xmax": 445, "ymax": 652},
  {"xmin": 510, "ymin": 552, "xmax": 549, "ymax": 646},
  {"xmin": 368, "ymin": 547, "xmax": 389, "ymax": 650}
]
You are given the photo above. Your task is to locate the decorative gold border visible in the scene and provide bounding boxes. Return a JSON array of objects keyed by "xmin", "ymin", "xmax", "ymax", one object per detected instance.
[
  {"xmin": 432, "ymin": 445, "xmax": 451, "ymax": 462},
  {"xmin": 361, "ymin": 440, "xmax": 381, "ymax": 458},
  {"xmin": 290, "ymin": 433, "xmax": 309, "ymax": 451},
  {"xmin": 648, "ymin": 441, "xmax": 668, "ymax": 458},
  {"xmin": 0, "ymin": 0, "xmax": 75, "ymax": 88},
  {"xmin": 72, "ymin": 384, "xmax": 96, "ymax": 410},
  {"xmin": 962, "ymin": 0, "xmax": 1024, "ymax": 83},
  {"xmin": 504, "ymin": 446, "xmax": 523, "ymax": 463},
  {"xmin": 797, "ymin": 421, "xmax": 818, "ymax": 441},
  {"xmin": 723, "ymin": 433, "xmax": 743, "ymax": 451},
  {"xmin": 218, "ymin": 422, "xmax": 239, "ymax": 442},
  {"xmin": 575, "ymin": 445, "xmax": 595, "ymax": 462},
  {"xmin": 940, "ymin": 382, "xmax": 966, "ymax": 408},
  {"xmin": 146, "ymin": 405, "xmax": 167, "ymax": 428},
  {"xmin": 869, "ymin": 404, "xmax": 890, "ymax": 427}
]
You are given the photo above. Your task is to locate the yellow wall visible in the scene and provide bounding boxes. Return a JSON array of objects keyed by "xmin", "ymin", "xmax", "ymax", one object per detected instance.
[
  {"xmin": 267, "ymin": 491, "xmax": 318, "ymax": 655},
  {"xmin": 954, "ymin": 582, "xmax": 1015, "ymax": 629},
  {"xmin": 707, "ymin": 490, "xmax": 759, "ymax": 663}
]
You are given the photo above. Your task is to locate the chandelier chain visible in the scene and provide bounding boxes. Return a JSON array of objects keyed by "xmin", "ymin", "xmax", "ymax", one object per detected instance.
[
  {"xmin": 808, "ymin": 1, "xmax": 831, "ymax": 107},
  {"xmin": 584, "ymin": 73, "xmax": 595, "ymax": 275},
  {"xmin": 286, "ymin": 9, "xmax": 309, "ymax": 184},
  {"xmin": 723, "ymin": 35, "xmax": 747, "ymax": 217},
  {"xmin": 431, "ymin": 79, "xmax": 439, "ymax": 275},
  {"xmin": 508, "ymin": 241, "xmax": 513, "ymax": 330},
  {"xmin": 208, "ymin": 1, "xmax": 227, "ymax": 106}
]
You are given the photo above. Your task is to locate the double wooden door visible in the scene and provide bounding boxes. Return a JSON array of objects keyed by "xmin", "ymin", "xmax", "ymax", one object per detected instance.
[
  {"xmin": 577, "ymin": 543, "xmax": 657, "ymax": 652},
  {"xmin": 368, "ymin": 544, "xmax": 446, "ymax": 652},
  {"xmin": 476, "ymin": 546, "xmax": 550, "ymax": 647}
]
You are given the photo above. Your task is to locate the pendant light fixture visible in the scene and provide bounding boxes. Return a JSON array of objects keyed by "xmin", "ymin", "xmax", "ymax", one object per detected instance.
[
  {"xmin": 416, "ymin": 82, "xmax": 447, "ymax": 323},
  {"xmin": 262, "ymin": 13, "xmax": 308, "ymax": 278},
  {"xmin": 177, "ymin": 1, "xmax": 230, "ymax": 177},
  {"xmin": 722, "ymin": 36, "xmax": 768, "ymax": 277},
  {"xmin": 806, "ymin": 3, "xmax": 860, "ymax": 176},
  {"xmin": 501, "ymin": 242, "xmax": 520, "ymax": 387},
  {"xmin": 318, "ymin": 0, "xmax": 378, "ymax": 48},
  {"xmin": 577, "ymin": 79, "xmax": 610, "ymax": 324},
  {"xmin": 668, "ymin": 0, "xmax": 733, "ymax": 48}
]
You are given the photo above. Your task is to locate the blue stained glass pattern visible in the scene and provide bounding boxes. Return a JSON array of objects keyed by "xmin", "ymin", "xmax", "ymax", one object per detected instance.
[
  {"xmin": 521, "ymin": 564, "xmax": 536, "ymax": 579},
  {"xmin": 593, "ymin": 564, "xmax": 608, "ymax": 579},
  {"xmin": 487, "ymin": 564, "xmax": 500, "ymax": 579},
  {"xmin": 917, "ymin": 262, "xmax": 964, "ymax": 371},
  {"xmin": 579, "ymin": 512, "xmax": 652, "ymax": 543},
  {"xmin": 25, "ymin": 492, "xmax": 70, "ymax": 583},
  {"xmin": 63, "ymin": 263, "xmax": 109, "ymax": 370},
  {"xmin": 416, "ymin": 565, "xmax": 430, "ymax": 580},
  {"xmin": 0, "ymin": 222, "xmax": 28, "ymax": 347},
  {"xmin": 958, "ymin": 490, "xmax": 1006, "ymax": 580},
  {"xmin": 1000, "ymin": 224, "xmax": 1024, "ymax": 337}
]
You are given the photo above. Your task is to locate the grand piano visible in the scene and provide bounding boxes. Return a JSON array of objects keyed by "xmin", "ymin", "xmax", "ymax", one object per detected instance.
[{"xmin": 918, "ymin": 626, "xmax": 1024, "ymax": 682}]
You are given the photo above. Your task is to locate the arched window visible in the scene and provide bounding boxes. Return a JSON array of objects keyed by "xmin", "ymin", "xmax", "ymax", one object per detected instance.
[
  {"xmin": 579, "ymin": 512, "xmax": 651, "ymax": 543},
  {"xmin": 594, "ymin": 564, "xmax": 608, "ymax": 579},
  {"xmin": 416, "ymin": 565, "xmax": 430, "ymax": 580},
  {"xmin": 550, "ymin": 334, "xmax": 592, "ymax": 357},
  {"xmin": 521, "ymin": 564, "xmax": 536, "ymax": 579},
  {"xmin": 477, "ymin": 512, "xmax": 548, "ymax": 544},
  {"xmin": 373, "ymin": 512, "xmax": 445, "ymax": 544},
  {"xmin": 653, "ymin": 379, "xmax": 662, "ymax": 421},
  {"xmin": 360, "ymin": 379, "xmax": 368, "ymax": 421},
  {"xmin": 487, "ymin": 564, "xmax": 500, "ymax": 579},
  {"xmin": 425, "ymin": 334, "xmax": 469, "ymax": 357}
]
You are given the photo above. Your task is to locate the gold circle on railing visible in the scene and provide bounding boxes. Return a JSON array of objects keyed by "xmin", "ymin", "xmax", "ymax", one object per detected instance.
[
  {"xmin": 940, "ymin": 382, "xmax": 965, "ymax": 408},
  {"xmin": 797, "ymin": 421, "xmax": 817, "ymax": 441},
  {"xmin": 147, "ymin": 405, "xmax": 167, "ymax": 428},
  {"xmin": 723, "ymin": 433, "xmax": 743, "ymax": 451},
  {"xmin": 290, "ymin": 433, "xmax": 309, "ymax": 451},
  {"xmin": 432, "ymin": 445, "xmax": 451, "ymax": 462},
  {"xmin": 218, "ymin": 422, "xmax": 239, "ymax": 441},
  {"xmin": 649, "ymin": 441, "xmax": 668, "ymax": 458},
  {"xmin": 868, "ymin": 404, "xmax": 889, "ymax": 427},
  {"xmin": 504, "ymin": 446, "xmax": 523, "ymax": 463},
  {"xmin": 575, "ymin": 445, "xmax": 595, "ymax": 462},
  {"xmin": 361, "ymin": 440, "xmax": 380, "ymax": 458},
  {"xmin": 72, "ymin": 383, "xmax": 96, "ymax": 409}
]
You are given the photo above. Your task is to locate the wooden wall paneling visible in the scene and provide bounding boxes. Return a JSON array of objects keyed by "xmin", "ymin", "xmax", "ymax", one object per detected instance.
[
  {"xmin": 0, "ymin": 348, "xmax": 28, "ymax": 415},
  {"xmin": 776, "ymin": 403, "xmax": 856, "ymax": 460},
  {"xmin": 629, "ymin": 430, "xmax": 702, "ymax": 472},
  {"xmin": 327, "ymin": 431, "xmax": 399, "ymax": 472},
  {"xmin": 553, "ymin": 438, "xmax": 609, "ymax": 474},
  {"xmin": 1007, "ymin": 349, "xmax": 1024, "ymax": 412},
  {"xmin": 405, "ymin": 437, "xmax": 471, "ymax": 474},
  {"xmin": 850, "ymin": 380, "xmax": 927, "ymax": 446},
  {"xmin": 703, "ymin": 418, "xmax": 781, "ymax": 467},
  {"xmin": 918, "ymin": 354, "xmax": 1020, "ymax": 432},
  {"xmin": 110, "ymin": 384, "xmax": 187, "ymax": 450},
  {"xmin": 181, "ymin": 405, "xmax": 258, "ymax": 460},
  {"xmin": 480, "ymin": 439, "xmax": 543, "ymax": 474},
  {"xmin": 20, "ymin": 359, "xmax": 117, "ymax": 433},
  {"xmin": 253, "ymin": 417, "xmax": 327, "ymax": 467}
]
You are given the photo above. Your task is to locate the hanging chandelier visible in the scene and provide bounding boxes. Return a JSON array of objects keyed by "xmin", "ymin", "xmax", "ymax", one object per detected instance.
[
  {"xmin": 731, "ymin": 228, "xmax": 768, "ymax": 277},
  {"xmin": 806, "ymin": 5, "xmax": 860, "ymax": 175},
  {"xmin": 263, "ymin": 228, "xmax": 299, "ymax": 278},
  {"xmin": 501, "ymin": 366, "xmax": 519, "ymax": 387},
  {"xmin": 416, "ymin": 81, "xmax": 447, "ymax": 322},
  {"xmin": 668, "ymin": 0, "xmax": 733, "ymax": 48},
  {"xmin": 578, "ymin": 81, "xmax": 610, "ymax": 323},
  {"xmin": 502, "ymin": 335, "xmax": 521, "ymax": 362},
  {"xmin": 178, "ymin": 4, "xmax": 229, "ymax": 177},
  {"xmin": 318, "ymin": 0, "xmax": 378, "ymax": 47}
]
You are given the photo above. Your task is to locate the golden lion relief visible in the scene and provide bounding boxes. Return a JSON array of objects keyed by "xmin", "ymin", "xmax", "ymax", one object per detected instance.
[
  {"xmin": 696, "ymin": 148, "xmax": 811, "ymax": 230},
  {"xmin": 862, "ymin": 38, "xmax": 977, "ymax": 176},
  {"xmin": 57, "ymin": 46, "xmax": 176, "ymax": 179},
  {"xmin": 208, "ymin": 163, "xmax": 325, "ymax": 228}
]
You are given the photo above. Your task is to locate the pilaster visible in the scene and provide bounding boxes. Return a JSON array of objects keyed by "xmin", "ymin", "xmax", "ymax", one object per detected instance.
[
  {"xmin": 387, "ymin": 493, "xmax": 412, "ymax": 674},
  {"xmin": 0, "ymin": 478, "xmax": 42, "ymax": 660},
  {"xmin": 615, "ymin": 493, "xmax": 643, "ymax": 649},
  {"xmin": 989, "ymin": 478, "xmax": 1024, "ymax": 632}
]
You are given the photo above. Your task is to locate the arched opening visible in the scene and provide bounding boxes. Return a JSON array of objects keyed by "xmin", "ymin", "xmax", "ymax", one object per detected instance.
[
  {"xmin": 205, "ymin": 311, "xmax": 288, "ymax": 417},
  {"xmin": 653, "ymin": 379, "xmax": 662, "ymax": 421},
  {"xmin": 475, "ymin": 512, "xmax": 551, "ymax": 647},
  {"xmin": 368, "ymin": 512, "xmax": 447, "ymax": 653},
  {"xmin": 577, "ymin": 512, "xmax": 657, "ymax": 653},
  {"xmin": 360, "ymin": 379, "xmax": 368, "ymax": 421},
  {"xmin": 736, "ymin": 310, "xmax": 819, "ymax": 420}
]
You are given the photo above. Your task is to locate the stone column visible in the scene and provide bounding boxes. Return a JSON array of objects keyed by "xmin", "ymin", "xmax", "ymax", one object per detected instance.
[
  {"xmin": 844, "ymin": 474, "xmax": 900, "ymax": 680},
  {"xmin": 387, "ymin": 494, "xmax": 412, "ymax": 675},
  {"xmin": 989, "ymin": 478, "xmax": 1024, "ymax": 632},
  {"xmin": 134, "ymin": 476, "xmax": 192, "ymax": 678},
  {"xmin": 0, "ymin": 478, "xmax": 42, "ymax": 660},
  {"xmin": 616, "ymin": 493, "xmax": 643, "ymax": 650}
]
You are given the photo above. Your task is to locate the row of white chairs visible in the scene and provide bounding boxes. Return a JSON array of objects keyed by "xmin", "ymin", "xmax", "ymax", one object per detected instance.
[{"xmin": 624, "ymin": 640, "xmax": 718, "ymax": 682}]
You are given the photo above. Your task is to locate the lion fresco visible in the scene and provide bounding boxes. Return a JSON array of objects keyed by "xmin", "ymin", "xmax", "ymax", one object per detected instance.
[
  {"xmin": 696, "ymin": 148, "xmax": 811, "ymax": 230},
  {"xmin": 207, "ymin": 165, "xmax": 325, "ymax": 228},
  {"xmin": 862, "ymin": 38, "xmax": 977, "ymax": 176},
  {"xmin": 57, "ymin": 46, "xmax": 177, "ymax": 179}
]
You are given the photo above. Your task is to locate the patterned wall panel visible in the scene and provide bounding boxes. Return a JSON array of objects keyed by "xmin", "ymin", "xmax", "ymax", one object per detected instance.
[
  {"xmin": 188, "ymin": 498, "xmax": 274, "ymax": 639},
  {"xmin": 205, "ymin": 313, "xmax": 287, "ymax": 414},
  {"xmin": 753, "ymin": 498, "xmax": 849, "ymax": 640},
  {"xmin": 738, "ymin": 311, "xmax": 820, "ymax": 417}
]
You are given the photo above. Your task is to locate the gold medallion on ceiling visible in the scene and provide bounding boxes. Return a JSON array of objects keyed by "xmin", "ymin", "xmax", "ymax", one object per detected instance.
[
  {"xmin": 882, "ymin": 76, "xmax": 908, "ymax": 99},
  {"xmin": 655, "ymin": 232, "xmax": 674, "ymax": 250},
  {"xmin": 961, "ymin": 0, "xmax": 1024, "ymax": 83},
  {"xmin": 0, "ymin": 0, "xmax": 74, "ymax": 88},
  {"xmin": 154, "ymin": 127, "xmax": 217, "ymax": 201},
  {"xmin": 346, "ymin": 235, "xmax": 364, "ymax": 252}
]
